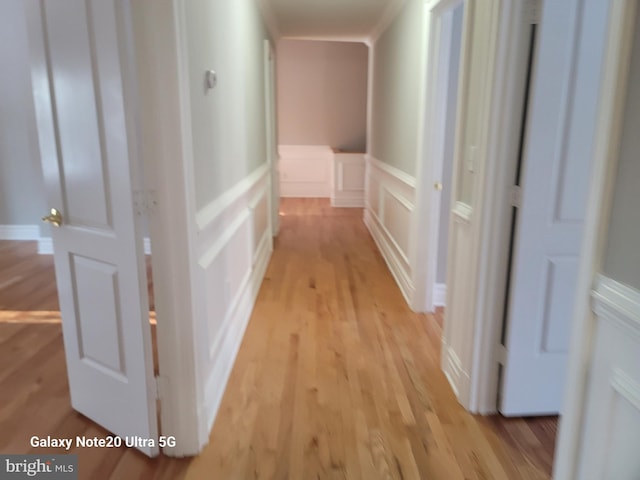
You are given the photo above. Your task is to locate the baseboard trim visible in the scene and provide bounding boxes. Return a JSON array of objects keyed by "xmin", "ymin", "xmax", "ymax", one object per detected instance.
[
  {"xmin": 364, "ymin": 209, "xmax": 414, "ymax": 306},
  {"xmin": 433, "ymin": 283, "xmax": 447, "ymax": 307},
  {"xmin": 38, "ymin": 237, "xmax": 53, "ymax": 254},
  {"xmin": 0, "ymin": 225, "xmax": 40, "ymax": 240},
  {"xmin": 331, "ymin": 195, "xmax": 365, "ymax": 208}
]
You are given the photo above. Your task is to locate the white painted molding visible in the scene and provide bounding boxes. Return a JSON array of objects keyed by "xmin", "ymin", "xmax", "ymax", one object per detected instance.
[
  {"xmin": 38, "ymin": 237, "xmax": 53, "ymax": 255},
  {"xmin": 196, "ymin": 164, "xmax": 269, "ymax": 231},
  {"xmin": 433, "ymin": 283, "xmax": 447, "ymax": 307},
  {"xmin": 442, "ymin": 343, "xmax": 470, "ymax": 400},
  {"xmin": 192, "ymin": 170, "xmax": 273, "ymax": 444},
  {"xmin": 592, "ymin": 274, "xmax": 640, "ymax": 339},
  {"xmin": 278, "ymin": 145, "xmax": 334, "ymax": 198},
  {"xmin": 364, "ymin": 155, "xmax": 417, "ymax": 308},
  {"xmin": 364, "ymin": 210, "xmax": 414, "ymax": 306},
  {"xmin": 369, "ymin": 0, "xmax": 407, "ymax": 44},
  {"xmin": 610, "ymin": 368, "xmax": 640, "ymax": 412},
  {"xmin": 366, "ymin": 154, "xmax": 417, "ymax": 189},
  {"xmin": 283, "ymin": 35, "xmax": 370, "ymax": 44},
  {"xmin": 451, "ymin": 201, "xmax": 473, "ymax": 223},
  {"xmin": 203, "ymin": 228, "xmax": 271, "ymax": 430},
  {"xmin": 331, "ymin": 153, "xmax": 365, "ymax": 207},
  {"xmin": 0, "ymin": 225, "xmax": 40, "ymax": 240},
  {"xmin": 255, "ymin": 0, "xmax": 282, "ymax": 41}
]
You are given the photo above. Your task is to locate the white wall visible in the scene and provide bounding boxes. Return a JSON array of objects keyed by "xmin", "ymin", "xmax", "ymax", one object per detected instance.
[
  {"xmin": 370, "ymin": 0, "xmax": 426, "ymax": 176},
  {"xmin": 277, "ymin": 40, "xmax": 368, "ymax": 152},
  {"xmin": 0, "ymin": 0, "xmax": 47, "ymax": 233},
  {"xmin": 603, "ymin": 12, "xmax": 640, "ymax": 291},
  {"xmin": 184, "ymin": 0, "xmax": 271, "ymax": 210}
]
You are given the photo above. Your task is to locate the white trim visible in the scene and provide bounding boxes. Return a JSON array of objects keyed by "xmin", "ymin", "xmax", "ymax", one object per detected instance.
[
  {"xmin": 364, "ymin": 210, "xmax": 415, "ymax": 306},
  {"xmin": 332, "ymin": 197, "xmax": 365, "ymax": 208},
  {"xmin": 364, "ymin": 154, "xmax": 417, "ymax": 308},
  {"xmin": 451, "ymin": 201, "xmax": 473, "ymax": 223},
  {"xmin": 611, "ymin": 368, "xmax": 640, "ymax": 413},
  {"xmin": 369, "ymin": 0, "xmax": 407, "ymax": 44},
  {"xmin": 202, "ymin": 227, "xmax": 271, "ymax": 430},
  {"xmin": 366, "ymin": 154, "xmax": 417, "ymax": 189},
  {"xmin": 0, "ymin": 225, "xmax": 40, "ymax": 240},
  {"xmin": 433, "ymin": 283, "xmax": 447, "ymax": 307},
  {"xmin": 592, "ymin": 274, "xmax": 640, "ymax": 339},
  {"xmin": 131, "ymin": 0, "xmax": 203, "ymax": 455},
  {"xmin": 38, "ymin": 237, "xmax": 53, "ymax": 255},
  {"xmin": 263, "ymin": 39, "xmax": 279, "ymax": 237},
  {"xmin": 443, "ymin": 0, "xmax": 534, "ymax": 414},
  {"xmin": 283, "ymin": 35, "xmax": 370, "ymax": 44},
  {"xmin": 191, "ymin": 169, "xmax": 273, "ymax": 447},
  {"xmin": 255, "ymin": 0, "xmax": 281, "ymax": 41},
  {"xmin": 196, "ymin": 164, "xmax": 269, "ymax": 231},
  {"xmin": 553, "ymin": 0, "xmax": 638, "ymax": 477},
  {"xmin": 278, "ymin": 145, "xmax": 334, "ymax": 198}
]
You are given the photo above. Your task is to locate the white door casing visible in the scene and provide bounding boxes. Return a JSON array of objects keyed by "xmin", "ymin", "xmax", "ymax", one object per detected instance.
[
  {"xmin": 411, "ymin": 0, "xmax": 464, "ymax": 313},
  {"xmin": 500, "ymin": 0, "xmax": 595, "ymax": 415},
  {"xmin": 27, "ymin": 0, "xmax": 159, "ymax": 456},
  {"xmin": 264, "ymin": 40, "xmax": 280, "ymax": 236}
]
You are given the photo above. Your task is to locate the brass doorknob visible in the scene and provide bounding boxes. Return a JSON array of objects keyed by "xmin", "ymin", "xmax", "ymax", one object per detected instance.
[
  {"xmin": 42, "ymin": 208, "xmax": 63, "ymax": 227},
  {"xmin": 434, "ymin": 182, "xmax": 443, "ymax": 191}
]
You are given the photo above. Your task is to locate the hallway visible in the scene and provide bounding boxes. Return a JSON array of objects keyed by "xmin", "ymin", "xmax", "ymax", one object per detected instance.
[{"xmin": 183, "ymin": 199, "xmax": 555, "ymax": 479}]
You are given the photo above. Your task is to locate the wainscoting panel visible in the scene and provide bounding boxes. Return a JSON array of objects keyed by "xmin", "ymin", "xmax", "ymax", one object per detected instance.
[
  {"xmin": 363, "ymin": 155, "xmax": 416, "ymax": 306},
  {"xmin": 193, "ymin": 165, "xmax": 273, "ymax": 429},
  {"xmin": 577, "ymin": 275, "xmax": 640, "ymax": 479},
  {"xmin": 278, "ymin": 145, "xmax": 333, "ymax": 197},
  {"xmin": 332, "ymin": 153, "xmax": 365, "ymax": 207},
  {"xmin": 441, "ymin": 201, "xmax": 474, "ymax": 402}
]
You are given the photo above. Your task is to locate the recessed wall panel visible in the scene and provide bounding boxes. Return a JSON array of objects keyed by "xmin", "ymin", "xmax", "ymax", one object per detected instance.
[
  {"xmin": 540, "ymin": 257, "xmax": 578, "ymax": 353},
  {"xmin": 70, "ymin": 254, "xmax": 124, "ymax": 375}
]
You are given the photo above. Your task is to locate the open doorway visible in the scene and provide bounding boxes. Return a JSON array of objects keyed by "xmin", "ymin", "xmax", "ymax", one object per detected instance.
[
  {"xmin": 275, "ymin": 39, "xmax": 368, "ymax": 211},
  {"xmin": 430, "ymin": 2, "xmax": 464, "ymax": 313}
]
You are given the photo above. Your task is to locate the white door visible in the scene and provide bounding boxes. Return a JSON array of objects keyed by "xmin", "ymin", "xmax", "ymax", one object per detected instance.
[
  {"xmin": 264, "ymin": 40, "xmax": 280, "ymax": 236},
  {"xmin": 28, "ymin": 0, "xmax": 159, "ymax": 455},
  {"xmin": 500, "ymin": 0, "xmax": 592, "ymax": 415}
]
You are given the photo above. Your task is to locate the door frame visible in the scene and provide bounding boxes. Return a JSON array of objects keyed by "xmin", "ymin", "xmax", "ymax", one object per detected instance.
[
  {"xmin": 553, "ymin": 0, "xmax": 638, "ymax": 476},
  {"xmin": 467, "ymin": 1, "xmax": 534, "ymax": 413},
  {"xmin": 438, "ymin": 0, "xmax": 534, "ymax": 411},
  {"xmin": 411, "ymin": 0, "xmax": 465, "ymax": 313},
  {"xmin": 263, "ymin": 39, "xmax": 279, "ymax": 237}
]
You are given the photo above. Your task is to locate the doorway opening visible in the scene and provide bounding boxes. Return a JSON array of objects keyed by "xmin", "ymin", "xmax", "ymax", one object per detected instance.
[
  {"xmin": 430, "ymin": 1, "xmax": 464, "ymax": 317},
  {"xmin": 275, "ymin": 39, "xmax": 369, "ymax": 212}
]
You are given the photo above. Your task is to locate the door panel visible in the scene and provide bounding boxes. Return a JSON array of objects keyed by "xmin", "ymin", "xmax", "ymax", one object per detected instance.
[
  {"xmin": 500, "ymin": 0, "xmax": 589, "ymax": 415},
  {"xmin": 28, "ymin": 0, "xmax": 159, "ymax": 455}
]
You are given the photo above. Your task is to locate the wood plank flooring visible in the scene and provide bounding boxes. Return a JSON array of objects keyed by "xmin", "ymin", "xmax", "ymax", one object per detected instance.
[
  {"xmin": 184, "ymin": 198, "xmax": 557, "ymax": 479},
  {"xmin": 0, "ymin": 199, "xmax": 556, "ymax": 479}
]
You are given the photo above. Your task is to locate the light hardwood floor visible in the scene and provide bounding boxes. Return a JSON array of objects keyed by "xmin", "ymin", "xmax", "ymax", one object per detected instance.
[{"xmin": 0, "ymin": 199, "xmax": 556, "ymax": 479}]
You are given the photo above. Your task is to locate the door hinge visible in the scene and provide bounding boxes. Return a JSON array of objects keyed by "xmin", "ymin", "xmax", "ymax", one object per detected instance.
[
  {"xmin": 526, "ymin": 0, "xmax": 542, "ymax": 25},
  {"xmin": 153, "ymin": 375, "xmax": 166, "ymax": 402},
  {"xmin": 133, "ymin": 190, "xmax": 157, "ymax": 217},
  {"xmin": 496, "ymin": 344, "xmax": 508, "ymax": 365},
  {"xmin": 510, "ymin": 185, "xmax": 522, "ymax": 208}
]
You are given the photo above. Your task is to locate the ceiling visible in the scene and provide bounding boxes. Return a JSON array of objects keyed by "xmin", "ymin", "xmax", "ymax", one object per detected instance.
[{"xmin": 258, "ymin": 0, "xmax": 406, "ymax": 42}]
